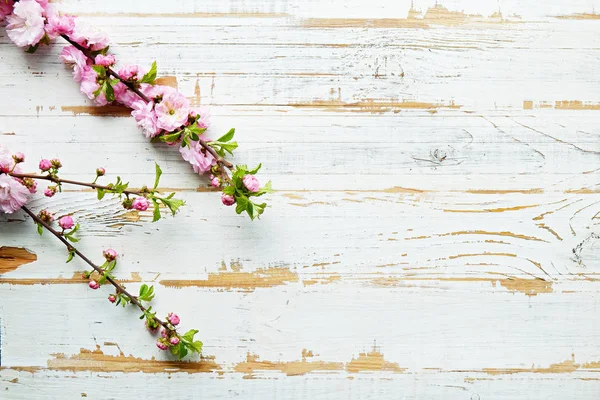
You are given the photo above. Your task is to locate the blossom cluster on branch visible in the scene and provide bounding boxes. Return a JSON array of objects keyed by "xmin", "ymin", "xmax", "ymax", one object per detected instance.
[
  {"xmin": 1, "ymin": 0, "xmax": 272, "ymax": 219},
  {"xmin": 0, "ymin": 144, "xmax": 201, "ymax": 358}
]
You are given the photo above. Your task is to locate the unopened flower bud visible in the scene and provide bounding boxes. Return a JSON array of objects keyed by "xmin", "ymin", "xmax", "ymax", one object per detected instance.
[
  {"xmin": 132, "ymin": 196, "xmax": 149, "ymax": 211},
  {"xmin": 221, "ymin": 193, "xmax": 235, "ymax": 206},
  {"xmin": 167, "ymin": 312, "xmax": 180, "ymax": 326},
  {"xmin": 243, "ymin": 174, "xmax": 260, "ymax": 193},
  {"xmin": 58, "ymin": 215, "xmax": 74, "ymax": 230},
  {"xmin": 108, "ymin": 294, "xmax": 116, "ymax": 303},
  {"xmin": 211, "ymin": 177, "xmax": 221, "ymax": 188},
  {"xmin": 89, "ymin": 280, "xmax": 100, "ymax": 290},
  {"xmin": 44, "ymin": 187, "xmax": 56, "ymax": 197},
  {"xmin": 39, "ymin": 159, "xmax": 52, "ymax": 172},
  {"xmin": 22, "ymin": 178, "xmax": 37, "ymax": 194},
  {"xmin": 146, "ymin": 319, "xmax": 160, "ymax": 332},
  {"xmin": 103, "ymin": 248, "xmax": 117, "ymax": 261},
  {"xmin": 156, "ymin": 340, "xmax": 169, "ymax": 351},
  {"xmin": 170, "ymin": 337, "xmax": 180, "ymax": 345},
  {"xmin": 161, "ymin": 329, "xmax": 168, "ymax": 338},
  {"xmin": 96, "ymin": 167, "xmax": 106, "ymax": 176}
]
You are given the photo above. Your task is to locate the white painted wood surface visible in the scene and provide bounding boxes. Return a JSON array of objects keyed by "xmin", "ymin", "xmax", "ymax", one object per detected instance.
[{"xmin": 1, "ymin": 0, "xmax": 599, "ymax": 398}]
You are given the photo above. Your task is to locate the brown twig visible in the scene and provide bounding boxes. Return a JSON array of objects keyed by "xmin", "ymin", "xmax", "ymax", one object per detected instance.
[
  {"xmin": 60, "ymin": 34, "xmax": 234, "ymax": 175},
  {"xmin": 10, "ymin": 172, "xmax": 145, "ymax": 197},
  {"xmin": 21, "ymin": 205, "xmax": 170, "ymax": 331}
]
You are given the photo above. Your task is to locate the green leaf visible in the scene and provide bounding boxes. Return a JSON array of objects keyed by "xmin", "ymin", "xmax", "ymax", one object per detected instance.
[
  {"xmin": 25, "ymin": 43, "xmax": 40, "ymax": 54},
  {"xmin": 249, "ymin": 180, "xmax": 273, "ymax": 197},
  {"xmin": 182, "ymin": 329, "xmax": 199, "ymax": 343},
  {"xmin": 157, "ymin": 197, "xmax": 185, "ymax": 216},
  {"xmin": 170, "ymin": 343, "xmax": 188, "ymax": 359},
  {"xmin": 152, "ymin": 200, "xmax": 161, "ymax": 222},
  {"xmin": 66, "ymin": 251, "xmax": 75, "ymax": 263},
  {"xmin": 221, "ymin": 142, "xmax": 238, "ymax": 155},
  {"xmin": 248, "ymin": 163, "xmax": 262, "ymax": 175},
  {"xmin": 222, "ymin": 185, "xmax": 236, "ymax": 195},
  {"xmin": 91, "ymin": 65, "xmax": 106, "ymax": 75},
  {"xmin": 140, "ymin": 61, "xmax": 157, "ymax": 84},
  {"xmin": 190, "ymin": 340, "xmax": 203, "ymax": 353},
  {"xmin": 37, "ymin": 223, "xmax": 43, "ymax": 236},
  {"xmin": 138, "ymin": 284, "xmax": 155, "ymax": 302},
  {"xmin": 97, "ymin": 188, "xmax": 106, "ymax": 200},
  {"xmin": 217, "ymin": 128, "xmax": 235, "ymax": 143},
  {"xmin": 235, "ymin": 195, "xmax": 249, "ymax": 215},
  {"xmin": 159, "ymin": 131, "xmax": 182, "ymax": 143},
  {"xmin": 153, "ymin": 163, "xmax": 162, "ymax": 190},
  {"xmin": 104, "ymin": 81, "xmax": 115, "ymax": 102}
]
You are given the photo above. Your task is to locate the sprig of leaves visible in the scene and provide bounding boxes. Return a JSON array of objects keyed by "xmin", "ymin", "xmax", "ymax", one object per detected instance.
[
  {"xmin": 138, "ymin": 284, "xmax": 155, "ymax": 302},
  {"xmin": 223, "ymin": 164, "xmax": 272, "ymax": 220},
  {"xmin": 170, "ymin": 329, "xmax": 203, "ymax": 359},
  {"xmin": 208, "ymin": 128, "xmax": 238, "ymax": 157},
  {"xmin": 91, "ymin": 65, "xmax": 119, "ymax": 102},
  {"xmin": 63, "ymin": 223, "xmax": 80, "ymax": 243},
  {"xmin": 139, "ymin": 61, "xmax": 157, "ymax": 84}
]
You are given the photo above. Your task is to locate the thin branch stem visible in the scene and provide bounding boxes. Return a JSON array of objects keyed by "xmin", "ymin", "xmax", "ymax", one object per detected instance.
[
  {"xmin": 10, "ymin": 172, "xmax": 145, "ymax": 196},
  {"xmin": 60, "ymin": 34, "xmax": 234, "ymax": 176},
  {"xmin": 21, "ymin": 205, "xmax": 170, "ymax": 331}
]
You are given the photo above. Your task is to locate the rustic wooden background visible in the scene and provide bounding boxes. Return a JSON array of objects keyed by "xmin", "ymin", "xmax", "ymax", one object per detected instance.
[{"xmin": 1, "ymin": 0, "xmax": 599, "ymax": 398}]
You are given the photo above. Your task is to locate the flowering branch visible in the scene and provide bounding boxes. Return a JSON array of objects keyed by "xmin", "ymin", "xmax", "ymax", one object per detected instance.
[
  {"xmin": 2, "ymin": 0, "xmax": 273, "ymax": 219},
  {"xmin": 0, "ymin": 146, "xmax": 200, "ymax": 358}
]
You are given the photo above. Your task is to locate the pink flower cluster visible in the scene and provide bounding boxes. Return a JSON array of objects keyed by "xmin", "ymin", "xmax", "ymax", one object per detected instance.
[{"xmin": 0, "ymin": 145, "xmax": 31, "ymax": 214}]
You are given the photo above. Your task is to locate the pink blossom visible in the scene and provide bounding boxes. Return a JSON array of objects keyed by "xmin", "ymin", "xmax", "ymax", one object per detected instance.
[
  {"xmin": 179, "ymin": 141, "xmax": 216, "ymax": 175},
  {"xmin": 88, "ymin": 280, "xmax": 100, "ymax": 290},
  {"xmin": 131, "ymin": 100, "xmax": 160, "ymax": 138},
  {"xmin": 70, "ymin": 21, "xmax": 109, "ymax": 51},
  {"xmin": 113, "ymin": 82, "xmax": 139, "ymax": 108},
  {"xmin": 0, "ymin": 175, "xmax": 29, "ymax": 214},
  {"xmin": 108, "ymin": 295, "xmax": 116, "ymax": 303},
  {"xmin": 59, "ymin": 46, "xmax": 89, "ymax": 82},
  {"xmin": 34, "ymin": 0, "xmax": 48, "ymax": 7},
  {"xmin": 94, "ymin": 54, "xmax": 115, "ymax": 67},
  {"xmin": 221, "ymin": 194, "xmax": 235, "ymax": 206},
  {"xmin": 142, "ymin": 84, "xmax": 177, "ymax": 100},
  {"xmin": 155, "ymin": 92, "xmax": 190, "ymax": 131},
  {"xmin": 45, "ymin": 14, "xmax": 75, "ymax": 39},
  {"xmin": 118, "ymin": 64, "xmax": 146, "ymax": 81},
  {"xmin": 0, "ymin": 1, "xmax": 15, "ymax": 23},
  {"xmin": 170, "ymin": 337, "xmax": 180, "ymax": 345},
  {"xmin": 43, "ymin": 187, "xmax": 55, "ymax": 197},
  {"xmin": 6, "ymin": 0, "xmax": 45, "ymax": 48},
  {"xmin": 156, "ymin": 341, "xmax": 169, "ymax": 351},
  {"xmin": 0, "ymin": 145, "xmax": 15, "ymax": 173},
  {"xmin": 132, "ymin": 197, "xmax": 149, "ymax": 211},
  {"xmin": 58, "ymin": 215, "xmax": 74, "ymax": 230},
  {"xmin": 103, "ymin": 248, "xmax": 117, "ymax": 261},
  {"xmin": 243, "ymin": 174, "xmax": 260, "ymax": 192},
  {"xmin": 190, "ymin": 107, "xmax": 211, "ymax": 129},
  {"xmin": 80, "ymin": 67, "xmax": 108, "ymax": 106},
  {"xmin": 39, "ymin": 158, "xmax": 52, "ymax": 171},
  {"xmin": 167, "ymin": 313, "xmax": 180, "ymax": 326}
]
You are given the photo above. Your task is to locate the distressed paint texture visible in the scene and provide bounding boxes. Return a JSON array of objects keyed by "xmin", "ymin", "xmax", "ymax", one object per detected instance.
[{"xmin": 1, "ymin": 0, "xmax": 600, "ymax": 398}]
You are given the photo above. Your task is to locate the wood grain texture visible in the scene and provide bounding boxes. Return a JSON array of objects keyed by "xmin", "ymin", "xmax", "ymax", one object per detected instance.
[{"xmin": 1, "ymin": 0, "xmax": 599, "ymax": 398}]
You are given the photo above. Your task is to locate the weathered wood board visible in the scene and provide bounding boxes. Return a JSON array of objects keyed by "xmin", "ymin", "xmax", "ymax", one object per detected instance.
[{"xmin": 0, "ymin": 0, "xmax": 599, "ymax": 398}]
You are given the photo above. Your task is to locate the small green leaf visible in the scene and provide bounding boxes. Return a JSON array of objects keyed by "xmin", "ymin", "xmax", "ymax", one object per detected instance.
[
  {"xmin": 235, "ymin": 195, "xmax": 249, "ymax": 215},
  {"xmin": 222, "ymin": 186, "xmax": 236, "ymax": 195},
  {"xmin": 247, "ymin": 163, "xmax": 262, "ymax": 175},
  {"xmin": 97, "ymin": 188, "xmax": 106, "ymax": 200},
  {"xmin": 217, "ymin": 128, "xmax": 235, "ymax": 143},
  {"xmin": 25, "ymin": 43, "xmax": 40, "ymax": 54},
  {"xmin": 37, "ymin": 223, "xmax": 43, "ymax": 236},
  {"xmin": 182, "ymin": 329, "xmax": 199, "ymax": 342},
  {"xmin": 92, "ymin": 65, "xmax": 106, "ymax": 75},
  {"xmin": 66, "ymin": 251, "xmax": 75, "ymax": 263},
  {"xmin": 152, "ymin": 200, "xmax": 161, "ymax": 222},
  {"xmin": 190, "ymin": 340, "xmax": 203, "ymax": 353},
  {"xmin": 159, "ymin": 131, "xmax": 182, "ymax": 143},
  {"xmin": 153, "ymin": 163, "xmax": 162, "ymax": 190},
  {"xmin": 140, "ymin": 61, "xmax": 157, "ymax": 84},
  {"xmin": 104, "ymin": 81, "xmax": 115, "ymax": 102}
]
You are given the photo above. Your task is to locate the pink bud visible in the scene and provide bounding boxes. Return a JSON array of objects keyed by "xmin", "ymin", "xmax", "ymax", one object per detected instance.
[
  {"xmin": 221, "ymin": 193, "xmax": 235, "ymax": 206},
  {"xmin": 170, "ymin": 337, "xmax": 180, "ymax": 345},
  {"xmin": 103, "ymin": 248, "xmax": 117, "ymax": 261},
  {"xmin": 44, "ymin": 187, "xmax": 55, "ymax": 198},
  {"xmin": 211, "ymin": 177, "xmax": 221, "ymax": 188},
  {"xmin": 94, "ymin": 54, "xmax": 116, "ymax": 67},
  {"xmin": 108, "ymin": 295, "xmax": 116, "ymax": 303},
  {"xmin": 243, "ymin": 174, "xmax": 260, "ymax": 193},
  {"xmin": 132, "ymin": 197, "xmax": 149, "ymax": 211},
  {"xmin": 58, "ymin": 215, "xmax": 74, "ymax": 230},
  {"xmin": 89, "ymin": 280, "xmax": 100, "ymax": 290},
  {"xmin": 161, "ymin": 329, "xmax": 167, "ymax": 338},
  {"xmin": 39, "ymin": 159, "xmax": 52, "ymax": 171},
  {"xmin": 96, "ymin": 167, "xmax": 106, "ymax": 176},
  {"xmin": 12, "ymin": 153, "xmax": 25, "ymax": 163},
  {"xmin": 167, "ymin": 312, "xmax": 180, "ymax": 326},
  {"xmin": 156, "ymin": 340, "xmax": 169, "ymax": 351}
]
